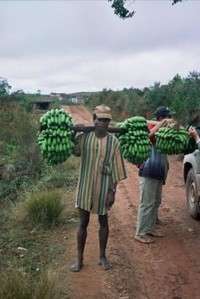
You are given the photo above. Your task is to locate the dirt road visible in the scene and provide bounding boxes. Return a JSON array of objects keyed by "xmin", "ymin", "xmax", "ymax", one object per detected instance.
[{"xmin": 65, "ymin": 105, "xmax": 200, "ymax": 299}]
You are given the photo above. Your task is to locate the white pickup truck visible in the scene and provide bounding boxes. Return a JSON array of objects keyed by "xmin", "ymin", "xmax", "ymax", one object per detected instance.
[{"xmin": 183, "ymin": 144, "xmax": 200, "ymax": 219}]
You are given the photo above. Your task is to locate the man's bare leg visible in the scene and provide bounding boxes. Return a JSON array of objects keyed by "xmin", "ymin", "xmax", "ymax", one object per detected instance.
[
  {"xmin": 70, "ymin": 209, "xmax": 90, "ymax": 272},
  {"xmin": 98, "ymin": 214, "xmax": 112, "ymax": 270}
]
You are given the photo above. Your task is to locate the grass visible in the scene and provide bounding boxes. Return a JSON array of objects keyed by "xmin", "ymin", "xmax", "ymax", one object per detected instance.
[
  {"xmin": 22, "ymin": 189, "xmax": 64, "ymax": 229},
  {"xmin": 0, "ymin": 187, "xmax": 78, "ymax": 299},
  {"xmin": 36, "ymin": 155, "xmax": 80, "ymax": 190},
  {"xmin": 0, "ymin": 268, "xmax": 66, "ymax": 299},
  {"xmin": 0, "ymin": 154, "xmax": 80, "ymax": 299}
]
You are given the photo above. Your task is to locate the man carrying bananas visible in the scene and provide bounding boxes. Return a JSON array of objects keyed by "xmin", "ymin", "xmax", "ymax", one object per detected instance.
[
  {"xmin": 135, "ymin": 106, "xmax": 176, "ymax": 244},
  {"xmin": 70, "ymin": 104, "xmax": 127, "ymax": 271}
]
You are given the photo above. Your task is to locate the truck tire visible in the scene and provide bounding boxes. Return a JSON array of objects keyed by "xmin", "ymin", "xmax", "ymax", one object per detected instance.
[{"xmin": 186, "ymin": 168, "xmax": 200, "ymax": 219}]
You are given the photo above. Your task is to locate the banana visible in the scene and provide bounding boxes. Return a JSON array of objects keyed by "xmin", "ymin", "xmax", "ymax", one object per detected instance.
[
  {"xmin": 116, "ymin": 116, "xmax": 151, "ymax": 164},
  {"xmin": 38, "ymin": 108, "xmax": 75, "ymax": 165},
  {"xmin": 155, "ymin": 125, "xmax": 190, "ymax": 155}
]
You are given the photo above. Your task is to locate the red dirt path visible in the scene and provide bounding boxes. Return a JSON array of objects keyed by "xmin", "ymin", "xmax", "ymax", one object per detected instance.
[{"xmin": 64, "ymin": 105, "xmax": 200, "ymax": 299}]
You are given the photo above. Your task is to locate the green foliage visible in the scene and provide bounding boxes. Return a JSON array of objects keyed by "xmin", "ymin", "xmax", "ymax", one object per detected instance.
[
  {"xmin": 86, "ymin": 71, "xmax": 200, "ymax": 126},
  {"xmin": 172, "ymin": 0, "xmax": 182, "ymax": 5},
  {"xmin": 0, "ymin": 102, "xmax": 37, "ymax": 153},
  {"xmin": 0, "ymin": 208, "xmax": 10, "ymax": 226},
  {"xmin": 86, "ymin": 88, "xmax": 147, "ymax": 121},
  {"xmin": 0, "ymin": 102, "xmax": 46, "ymax": 202},
  {"xmin": 183, "ymin": 72, "xmax": 200, "ymax": 121},
  {"xmin": 23, "ymin": 190, "xmax": 64, "ymax": 228},
  {"xmin": 35, "ymin": 155, "xmax": 79, "ymax": 190},
  {"xmin": 0, "ymin": 77, "xmax": 11, "ymax": 96},
  {"xmin": 108, "ymin": 0, "xmax": 134, "ymax": 19},
  {"xmin": 0, "ymin": 176, "xmax": 27, "ymax": 203}
]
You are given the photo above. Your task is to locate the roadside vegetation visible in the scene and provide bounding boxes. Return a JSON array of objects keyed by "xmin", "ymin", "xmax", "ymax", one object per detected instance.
[
  {"xmin": 0, "ymin": 148, "xmax": 80, "ymax": 298},
  {"xmin": 0, "ymin": 86, "xmax": 80, "ymax": 298}
]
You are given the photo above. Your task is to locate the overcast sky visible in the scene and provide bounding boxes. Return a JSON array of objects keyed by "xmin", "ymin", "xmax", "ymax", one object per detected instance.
[{"xmin": 1, "ymin": 0, "xmax": 200, "ymax": 94}]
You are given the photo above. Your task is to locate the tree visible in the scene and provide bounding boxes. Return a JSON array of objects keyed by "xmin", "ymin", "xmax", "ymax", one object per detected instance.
[
  {"xmin": 108, "ymin": 0, "xmax": 183, "ymax": 19},
  {"xmin": 0, "ymin": 77, "xmax": 11, "ymax": 96},
  {"xmin": 182, "ymin": 71, "xmax": 200, "ymax": 125},
  {"xmin": 108, "ymin": 0, "xmax": 134, "ymax": 19}
]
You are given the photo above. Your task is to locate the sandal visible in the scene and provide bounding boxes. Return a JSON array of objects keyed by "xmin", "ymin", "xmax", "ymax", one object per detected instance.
[
  {"xmin": 134, "ymin": 235, "xmax": 155, "ymax": 244},
  {"xmin": 147, "ymin": 230, "xmax": 165, "ymax": 238}
]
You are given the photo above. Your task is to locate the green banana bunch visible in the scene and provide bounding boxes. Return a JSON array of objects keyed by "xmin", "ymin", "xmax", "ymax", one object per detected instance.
[
  {"xmin": 154, "ymin": 125, "xmax": 190, "ymax": 155},
  {"xmin": 116, "ymin": 116, "xmax": 152, "ymax": 164},
  {"xmin": 38, "ymin": 108, "xmax": 74, "ymax": 165}
]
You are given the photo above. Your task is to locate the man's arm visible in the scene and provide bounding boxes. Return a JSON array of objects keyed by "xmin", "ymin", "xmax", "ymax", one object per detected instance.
[
  {"xmin": 149, "ymin": 119, "xmax": 175, "ymax": 138},
  {"xmin": 106, "ymin": 183, "xmax": 117, "ymax": 210}
]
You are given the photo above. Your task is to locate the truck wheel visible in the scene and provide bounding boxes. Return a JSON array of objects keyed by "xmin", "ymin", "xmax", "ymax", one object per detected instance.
[{"xmin": 186, "ymin": 168, "xmax": 200, "ymax": 219}]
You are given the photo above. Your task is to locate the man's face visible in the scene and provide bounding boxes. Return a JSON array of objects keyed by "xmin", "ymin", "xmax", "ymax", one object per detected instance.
[
  {"xmin": 159, "ymin": 115, "xmax": 172, "ymax": 121},
  {"xmin": 94, "ymin": 117, "xmax": 110, "ymax": 131}
]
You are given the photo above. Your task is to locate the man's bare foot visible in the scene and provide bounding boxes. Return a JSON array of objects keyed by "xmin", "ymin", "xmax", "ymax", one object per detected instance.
[
  {"xmin": 135, "ymin": 235, "xmax": 155, "ymax": 244},
  {"xmin": 147, "ymin": 229, "xmax": 165, "ymax": 238},
  {"xmin": 156, "ymin": 218, "xmax": 167, "ymax": 226},
  {"xmin": 99, "ymin": 257, "xmax": 112, "ymax": 270},
  {"xmin": 70, "ymin": 260, "xmax": 83, "ymax": 272}
]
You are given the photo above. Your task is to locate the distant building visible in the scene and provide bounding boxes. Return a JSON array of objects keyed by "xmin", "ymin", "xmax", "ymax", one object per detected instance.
[
  {"xmin": 32, "ymin": 95, "xmax": 54, "ymax": 110},
  {"xmin": 68, "ymin": 95, "xmax": 85, "ymax": 105},
  {"xmin": 49, "ymin": 93, "xmax": 63, "ymax": 101}
]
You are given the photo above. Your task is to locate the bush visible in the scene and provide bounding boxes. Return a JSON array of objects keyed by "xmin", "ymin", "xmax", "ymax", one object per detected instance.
[{"xmin": 23, "ymin": 190, "xmax": 64, "ymax": 229}]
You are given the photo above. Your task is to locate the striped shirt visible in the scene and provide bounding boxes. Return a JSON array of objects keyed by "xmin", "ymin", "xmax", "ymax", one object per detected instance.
[{"xmin": 74, "ymin": 132, "xmax": 127, "ymax": 215}]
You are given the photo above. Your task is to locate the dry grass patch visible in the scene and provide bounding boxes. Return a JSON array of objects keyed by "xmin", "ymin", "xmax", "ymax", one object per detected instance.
[{"xmin": 0, "ymin": 268, "xmax": 66, "ymax": 299}]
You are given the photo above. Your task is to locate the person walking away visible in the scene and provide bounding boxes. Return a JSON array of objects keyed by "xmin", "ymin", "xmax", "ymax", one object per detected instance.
[
  {"xmin": 135, "ymin": 106, "xmax": 176, "ymax": 244},
  {"xmin": 70, "ymin": 104, "xmax": 127, "ymax": 271}
]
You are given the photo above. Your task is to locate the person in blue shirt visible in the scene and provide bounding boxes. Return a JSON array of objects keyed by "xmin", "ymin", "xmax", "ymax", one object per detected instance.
[{"xmin": 135, "ymin": 106, "xmax": 176, "ymax": 244}]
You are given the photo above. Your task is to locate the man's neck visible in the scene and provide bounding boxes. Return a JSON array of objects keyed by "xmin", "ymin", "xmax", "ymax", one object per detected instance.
[{"xmin": 95, "ymin": 130, "xmax": 108, "ymax": 138}]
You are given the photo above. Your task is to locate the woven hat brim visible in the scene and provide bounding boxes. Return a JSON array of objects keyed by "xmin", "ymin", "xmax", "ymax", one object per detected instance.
[{"xmin": 96, "ymin": 113, "xmax": 112, "ymax": 120}]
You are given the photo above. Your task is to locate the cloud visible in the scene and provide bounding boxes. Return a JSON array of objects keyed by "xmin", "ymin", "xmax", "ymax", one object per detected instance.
[{"xmin": 1, "ymin": 0, "xmax": 200, "ymax": 93}]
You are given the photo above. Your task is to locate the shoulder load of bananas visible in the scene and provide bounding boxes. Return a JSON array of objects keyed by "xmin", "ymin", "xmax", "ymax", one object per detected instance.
[
  {"xmin": 154, "ymin": 124, "xmax": 190, "ymax": 155},
  {"xmin": 116, "ymin": 116, "xmax": 152, "ymax": 164},
  {"xmin": 38, "ymin": 108, "xmax": 74, "ymax": 165}
]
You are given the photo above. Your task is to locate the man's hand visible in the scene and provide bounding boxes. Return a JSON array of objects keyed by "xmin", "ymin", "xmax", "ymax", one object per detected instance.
[
  {"xmin": 106, "ymin": 192, "xmax": 115, "ymax": 210},
  {"xmin": 161, "ymin": 118, "xmax": 175, "ymax": 127},
  {"xmin": 74, "ymin": 123, "xmax": 86, "ymax": 132},
  {"xmin": 188, "ymin": 126, "xmax": 200, "ymax": 142}
]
